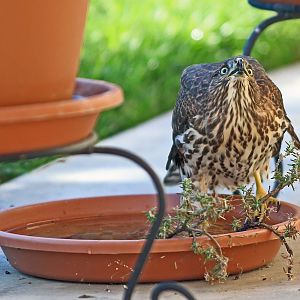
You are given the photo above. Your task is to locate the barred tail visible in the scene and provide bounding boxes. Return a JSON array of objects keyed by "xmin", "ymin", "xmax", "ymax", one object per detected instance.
[
  {"xmin": 164, "ymin": 162, "xmax": 181, "ymax": 185},
  {"xmin": 165, "ymin": 143, "xmax": 182, "ymax": 186}
]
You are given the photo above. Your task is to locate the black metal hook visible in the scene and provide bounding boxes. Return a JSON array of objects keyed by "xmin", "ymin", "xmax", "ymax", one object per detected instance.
[
  {"xmin": 151, "ymin": 282, "xmax": 197, "ymax": 300},
  {"xmin": 243, "ymin": 12, "xmax": 300, "ymax": 56}
]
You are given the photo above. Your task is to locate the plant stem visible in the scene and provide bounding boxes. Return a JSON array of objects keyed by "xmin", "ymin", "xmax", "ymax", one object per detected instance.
[
  {"xmin": 187, "ymin": 226, "xmax": 223, "ymax": 257},
  {"xmin": 165, "ymin": 225, "xmax": 187, "ymax": 239},
  {"xmin": 259, "ymin": 222, "xmax": 294, "ymax": 280},
  {"xmin": 203, "ymin": 229, "xmax": 223, "ymax": 257},
  {"xmin": 259, "ymin": 223, "xmax": 293, "ymax": 256}
]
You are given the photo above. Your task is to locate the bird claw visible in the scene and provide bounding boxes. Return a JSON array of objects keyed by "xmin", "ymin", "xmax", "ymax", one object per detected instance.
[
  {"xmin": 258, "ymin": 197, "xmax": 280, "ymax": 223},
  {"xmin": 266, "ymin": 197, "xmax": 281, "ymax": 212}
]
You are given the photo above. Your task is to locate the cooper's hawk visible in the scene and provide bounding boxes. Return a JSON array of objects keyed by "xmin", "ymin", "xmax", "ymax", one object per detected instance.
[{"xmin": 165, "ymin": 56, "xmax": 300, "ymax": 211}]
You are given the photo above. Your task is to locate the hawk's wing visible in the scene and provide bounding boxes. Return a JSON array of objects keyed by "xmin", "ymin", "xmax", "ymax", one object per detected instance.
[
  {"xmin": 166, "ymin": 62, "xmax": 221, "ymax": 172},
  {"xmin": 251, "ymin": 56, "xmax": 300, "ymax": 152}
]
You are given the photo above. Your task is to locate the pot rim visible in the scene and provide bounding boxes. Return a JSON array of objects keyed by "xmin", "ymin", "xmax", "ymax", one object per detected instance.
[
  {"xmin": 0, "ymin": 194, "xmax": 299, "ymax": 254},
  {"xmin": 0, "ymin": 78, "xmax": 123, "ymax": 124}
]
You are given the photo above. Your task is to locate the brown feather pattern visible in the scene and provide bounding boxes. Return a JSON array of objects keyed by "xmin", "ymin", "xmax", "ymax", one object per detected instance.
[{"xmin": 165, "ymin": 55, "xmax": 300, "ymax": 191}]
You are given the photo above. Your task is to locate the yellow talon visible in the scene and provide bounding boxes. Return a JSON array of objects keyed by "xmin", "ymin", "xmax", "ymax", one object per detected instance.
[{"xmin": 253, "ymin": 171, "xmax": 279, "ymax": 222}]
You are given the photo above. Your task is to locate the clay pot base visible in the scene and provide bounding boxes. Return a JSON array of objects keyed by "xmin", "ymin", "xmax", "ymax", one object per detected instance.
[
  {"xmin": 0, "ymin": 78, "xmax": 123, "ymax": 155},
  {"xmin": 0, "ymin": 194, "xmax": 299, "ymax": 283}
]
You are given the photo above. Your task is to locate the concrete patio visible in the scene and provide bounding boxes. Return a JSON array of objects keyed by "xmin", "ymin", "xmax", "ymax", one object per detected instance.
[{"xmin": 1, "ymin": 62, "xmax": 300, "ymax": 299}]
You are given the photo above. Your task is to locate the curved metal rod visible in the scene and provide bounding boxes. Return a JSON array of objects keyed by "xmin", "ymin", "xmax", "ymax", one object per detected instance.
[
  {"xmin": 2, "ymin": 141, "xmax": 196, "ymax": 299},
  {"xmin": 243, "ymin": 13, "xmax": 300, "ymax": 56},
  {"xmin": 151, "ymin": 282, "xmax": 196, "ymax": 300},
  {"xmin": 81, "ymin": 146, "xmax": 166, "ymax": 300}
]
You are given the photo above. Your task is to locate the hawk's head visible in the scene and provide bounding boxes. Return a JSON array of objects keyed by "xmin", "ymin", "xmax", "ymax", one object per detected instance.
[
  {"xmin": 208, "ymin": 56, "xmax": 261, "ymax": 100},
  {"xmin": 220, "ymin": 56, "xmax": 253, "ymax": 77}
]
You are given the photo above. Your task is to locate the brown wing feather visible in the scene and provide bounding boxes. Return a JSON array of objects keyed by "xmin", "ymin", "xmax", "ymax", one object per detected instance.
[
  {"xmin": 249, "ymin": 56, "xmax": 300, "ymax": 153},
  {"xmin": 166, "ymin": 62, "xmax": 221, "ymax": 171}
]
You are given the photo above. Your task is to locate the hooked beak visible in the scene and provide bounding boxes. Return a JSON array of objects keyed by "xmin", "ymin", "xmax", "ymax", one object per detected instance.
[{"xmin": 228, "ymin": 58, "xmax": 248, "ymax": 77}]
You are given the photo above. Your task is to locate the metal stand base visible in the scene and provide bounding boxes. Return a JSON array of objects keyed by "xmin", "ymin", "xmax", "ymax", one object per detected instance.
[
  {"xmin": 77, "ymin": 145, "xmax": 195, "ymax": 300},
  {"xmin": 0, "ymin": 137, "xmax": 195, "ymax": 300}
]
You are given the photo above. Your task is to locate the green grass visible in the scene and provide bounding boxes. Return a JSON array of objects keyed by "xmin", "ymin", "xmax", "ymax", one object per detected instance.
[
  {"xmin": 1, "ymin": 0, "xmax": 300, "ymax": 183},
  {"xmin": 81, "ymin": 0, "xmax": 300, "ymax": 139}
]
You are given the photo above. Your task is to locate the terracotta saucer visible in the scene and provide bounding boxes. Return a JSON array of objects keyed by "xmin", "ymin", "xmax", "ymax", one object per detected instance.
[
  {"xmin": 0, "ymin": 78, "xmax": 123, "ymax": 155},
  {"xmin": 0, "ymin": 194, "xmax": 299, "ymax": 283}
]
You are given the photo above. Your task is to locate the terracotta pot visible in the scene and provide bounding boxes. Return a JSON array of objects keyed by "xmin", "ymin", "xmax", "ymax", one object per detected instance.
[
  {"xmin": 0, "ymin": 0, "xmax": 88, "ymax": 106},
  {"xmin": 0, "ymin": 78, "xmax": 123, "ymax": 155},
  {"xmin": 0, "ymin": 194, "xmax": 299, "ymax": 283}
]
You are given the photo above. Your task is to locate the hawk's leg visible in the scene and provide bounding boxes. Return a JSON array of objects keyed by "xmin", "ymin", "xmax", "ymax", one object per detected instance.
[{"xmin": 254, "ymin": 171, "xmax": 280, "ymax": 222}]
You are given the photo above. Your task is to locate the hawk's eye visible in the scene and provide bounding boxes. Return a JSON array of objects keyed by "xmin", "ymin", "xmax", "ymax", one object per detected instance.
[
  {"xmin": 248, "ymin": 68, "xmax": 253, "ymax": 76},
  {"xmin": 220, "ymin": 67, "xmax": 229, "ymax": 75}
]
